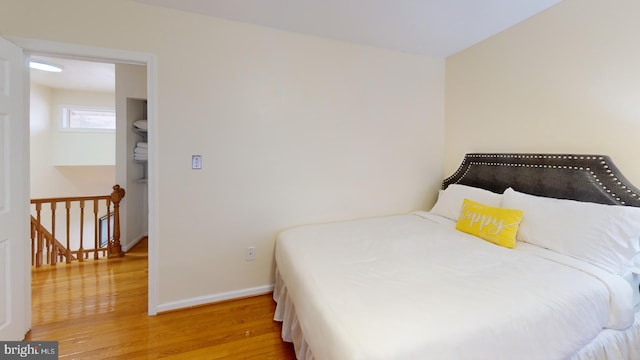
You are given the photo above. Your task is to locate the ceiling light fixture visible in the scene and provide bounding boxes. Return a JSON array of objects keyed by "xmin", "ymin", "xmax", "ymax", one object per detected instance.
[{"xmin": 29, "ymin": 60, "xmax": 63, "ymax": 72}]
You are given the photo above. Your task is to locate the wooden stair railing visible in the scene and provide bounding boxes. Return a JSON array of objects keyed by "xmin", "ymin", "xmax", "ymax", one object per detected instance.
[
  {"xmin": 30, "ymin": 216, "xmax": 77, "ymax": 264},
  {"xmin": 30, "ymin": 185, "xmax": 125, "ymax": 267}
]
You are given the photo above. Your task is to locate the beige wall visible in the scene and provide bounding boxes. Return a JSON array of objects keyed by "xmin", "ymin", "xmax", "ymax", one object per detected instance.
[
  {"xmin": 3, "ymin": 0, "xmax": 445, "ymax": 309},
  {"xmin": 30, "ymin": 83, "xmax": 115, "ymax": 198},
  {"xmin": 50, "ymin": 89, "xmax": 116, "ymax": 166},
  {"xmin": 445, "ymin": 0, "xmax": 640, "ymax": 183}
]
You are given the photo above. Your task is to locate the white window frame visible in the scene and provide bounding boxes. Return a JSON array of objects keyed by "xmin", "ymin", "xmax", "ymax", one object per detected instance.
[{"xmin": 59, "ymin": 105, "xmax": 116, "ymax": 132}]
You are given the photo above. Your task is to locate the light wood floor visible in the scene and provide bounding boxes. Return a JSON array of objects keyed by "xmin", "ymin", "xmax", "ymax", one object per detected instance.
[{"xmin": 27, "ymin": 238, "xmax": 297, "ymax": 359}]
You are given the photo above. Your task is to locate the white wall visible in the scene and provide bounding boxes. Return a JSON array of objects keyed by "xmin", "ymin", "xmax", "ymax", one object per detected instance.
[
  {"xmin": 30, "ymin": 83, "xmax": 117, "ymax": 257},
  {"xmin": 4, "ymin": 0, "xmax": 445, "ymax": 309},
  {"xmin": 445, "ymin": 0, "xmax": 640, "ymax": 184},
  {"xmin": 50, "ymin": 89, "xmax": 115, "ymax": 166},
  {"xmin": 115, "ymin": 63, "xmax": 148, "ymax": 250},
  {"xmin": 29, "ymin": 82, "xmax": 52, "ymax": 197},
  {"xmin": 30, "ymin": 83, "xmax": 115, "ymax": 198}
]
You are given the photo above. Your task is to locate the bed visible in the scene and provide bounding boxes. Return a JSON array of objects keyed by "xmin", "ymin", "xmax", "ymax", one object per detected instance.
[{"xmin": 273, "ymin": 153, "xmax": 640, "ymax": 360}]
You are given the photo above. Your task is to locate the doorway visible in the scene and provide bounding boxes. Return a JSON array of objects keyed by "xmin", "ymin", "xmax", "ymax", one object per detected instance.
[
  {"xmin": 11, "ymin": 37, "xmax": 159, "ymax": 318},
  {"xmin": 28, "ymin": 53, "xmax": 150, "ymax": 316}
]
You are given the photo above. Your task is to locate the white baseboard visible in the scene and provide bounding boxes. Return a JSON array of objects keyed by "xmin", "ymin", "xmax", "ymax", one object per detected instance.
[
  {"xmin": 123, "ymin": 233, "xmax": 148, "ymax": 252},
  {"xmin": 156, "ymin": 284, "xmax": 275, "ymax": 313}
]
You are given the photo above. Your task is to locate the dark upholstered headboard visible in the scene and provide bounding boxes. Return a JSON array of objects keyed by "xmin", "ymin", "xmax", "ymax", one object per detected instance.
[{"xmin": 443, "ymin": 153, "xmax": 640, "ymax": 207}]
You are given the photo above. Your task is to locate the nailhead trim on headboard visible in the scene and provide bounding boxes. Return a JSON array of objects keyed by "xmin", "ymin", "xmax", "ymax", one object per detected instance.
[{"xmin": 442, "ymin": 153, "xmax": 640, "ymax": 207}]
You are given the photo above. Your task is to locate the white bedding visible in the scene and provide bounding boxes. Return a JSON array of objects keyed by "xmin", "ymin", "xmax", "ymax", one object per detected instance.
[{"xmin": 274, "ymin": 212, "xmax": 636, "ymax": 360}]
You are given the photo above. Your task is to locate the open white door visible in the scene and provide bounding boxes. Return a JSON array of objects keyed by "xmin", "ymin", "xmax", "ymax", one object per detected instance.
[{"xmin": 0, "ymin": 36, "xmax": 30, "ymax": 340}]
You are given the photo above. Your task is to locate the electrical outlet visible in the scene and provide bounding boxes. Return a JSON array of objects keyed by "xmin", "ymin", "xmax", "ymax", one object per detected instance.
[{"xmin": 245, "ymin": 247, "xmax": 256, "ymax": 261}]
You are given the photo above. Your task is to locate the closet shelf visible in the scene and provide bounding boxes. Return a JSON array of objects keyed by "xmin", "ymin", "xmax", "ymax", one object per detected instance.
[{"xmin": 132, "ymin": 118, "xmax": 148, "ymax": 182}]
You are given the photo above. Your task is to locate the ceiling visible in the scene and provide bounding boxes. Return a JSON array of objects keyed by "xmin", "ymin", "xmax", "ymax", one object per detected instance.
[
  {"xmin": 30, "ymin": 1, "xmax": 563, "ymax": 92},
  {"xmin": 134, "ymin": 0, "xmax": 562, "ymax": 57},
  {"xmin": 29, "ymin": 56, "xmax": 115, "ymax": 93}
]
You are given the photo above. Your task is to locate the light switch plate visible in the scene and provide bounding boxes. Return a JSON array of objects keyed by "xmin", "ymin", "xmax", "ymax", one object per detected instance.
[{"xmin": 192, "ymin": 155, "xmax": 202, "ymax": 169}]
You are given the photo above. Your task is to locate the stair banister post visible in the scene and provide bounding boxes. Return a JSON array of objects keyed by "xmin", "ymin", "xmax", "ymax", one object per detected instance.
[
  {"xmin": 109, "ymin": 185, "xmax": 126, "ymax": 258},
  {"xmin": 35, "ymin": 203, "xmax": 43, "ymax": 267}
]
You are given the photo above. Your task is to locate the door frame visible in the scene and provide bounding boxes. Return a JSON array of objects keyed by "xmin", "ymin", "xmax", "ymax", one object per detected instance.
[{"xmin": 7, "ymin": 37, "xmax": 160, "ymax": 315}]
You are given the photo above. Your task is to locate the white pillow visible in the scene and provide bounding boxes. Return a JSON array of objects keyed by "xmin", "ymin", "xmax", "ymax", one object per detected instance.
[
  {"xmin": 501, "ymin": 188, "xmax": 640, "ymax": 273},
  {"xmin": 430, "ymin": 184, "xmax": 502, "ymax": 221},
  {"xmin": 133, "ymin": 119, "xmax": 148, "ymax": 130}
]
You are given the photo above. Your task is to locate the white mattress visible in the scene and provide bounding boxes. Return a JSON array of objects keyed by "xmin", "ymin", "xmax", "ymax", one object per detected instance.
[{"xmin": 274, "ymin": 213, "xmax": 638, "ymax": 360}]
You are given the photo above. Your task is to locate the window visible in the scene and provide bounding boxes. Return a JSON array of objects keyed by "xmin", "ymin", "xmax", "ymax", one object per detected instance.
[{"xmin": 61, "ymin": 106, "xmax": 116, "ymax": 131}]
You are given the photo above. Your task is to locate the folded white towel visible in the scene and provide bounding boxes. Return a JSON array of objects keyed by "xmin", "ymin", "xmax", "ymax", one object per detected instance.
[
  {"xmin": 134, "ymin": 154, "xmax": 148, "ymax": 161},
  {"xmin": 133, "ymin": 120, "xmax": 147, "ymax": 130},
  {"xmin": 134, "ymin": 148, "xmax": 148, "ymax": 155},
  {"xmin": 136, "ymin": 142, "xmax": 148, "ymax": 148}
]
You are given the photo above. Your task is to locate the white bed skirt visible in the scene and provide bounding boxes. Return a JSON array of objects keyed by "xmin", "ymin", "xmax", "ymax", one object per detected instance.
[
  {"xmin": 273, "ymin": 268, "xmax": 314, "ymax": 360},
  {"xmin": 570, "ymin": 310, "xmax": 640, "ymax": 360},
  {"xmin": 274, "ymin": 267, "xmax": 640, "ymax": 360}
]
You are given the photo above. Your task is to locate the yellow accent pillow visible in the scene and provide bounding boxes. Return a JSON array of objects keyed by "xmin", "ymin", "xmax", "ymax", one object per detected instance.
[{"xmin": 455, "ymin": 199, "xmax": 524, "ymax": 248}]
